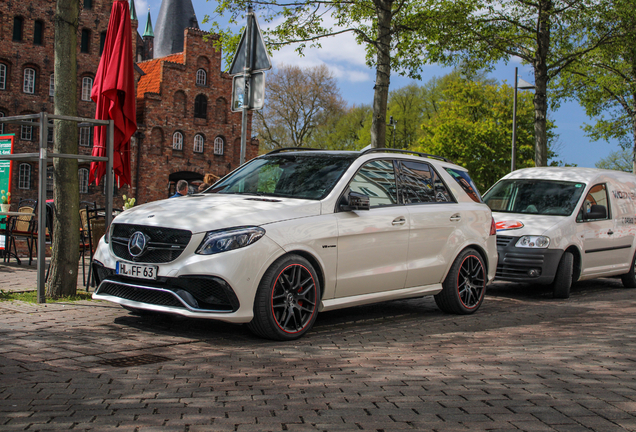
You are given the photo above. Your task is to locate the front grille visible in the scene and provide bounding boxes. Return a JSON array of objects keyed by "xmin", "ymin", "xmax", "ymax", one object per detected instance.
[
  {"xmin": 496, "ymin": 252, "xmax": 546, "ymax": 278},
  {"xmin": 110, "ymin": 224, "xmax": 192, "ymax": 263},
  {"xmin": 497, "ymin": 235, "xmax": 515, "ymax": 247}
]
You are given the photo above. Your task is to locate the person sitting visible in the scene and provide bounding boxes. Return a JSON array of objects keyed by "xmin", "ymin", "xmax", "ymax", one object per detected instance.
[
  {"xmin": 198, "ymin": 183, "xmax": 210, "ymax": 193},
  {"xmin": 170, "ymin": 180, "xmax": 188, "ymax": 198}
]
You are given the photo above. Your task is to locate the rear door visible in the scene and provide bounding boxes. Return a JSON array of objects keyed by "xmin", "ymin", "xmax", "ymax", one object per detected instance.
[{"xmin": 335, "ymin": 159, "xmax": 409, "ymax": 297}]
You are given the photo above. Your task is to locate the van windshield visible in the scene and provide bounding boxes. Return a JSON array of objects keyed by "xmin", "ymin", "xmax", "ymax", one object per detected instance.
[
  {"xmin": 207, "ymin": 153, "xmax": 357, "ymax": 200},
  {"xmin": 483, "ymin": 179, "xmax": 586, "ymax": 216}
]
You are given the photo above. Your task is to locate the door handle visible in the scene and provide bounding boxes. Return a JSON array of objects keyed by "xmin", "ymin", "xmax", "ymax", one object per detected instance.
[
  {"xmin": 608, "ymin": 230, "xmax": 614, "ymax": 235},
  {"xmin": 450, "ymin": 213, "xmax": 461, "ymax": 222},
  {"xmin": 392, "ymin": 216, "xmax": 406, "ymax": 226}
]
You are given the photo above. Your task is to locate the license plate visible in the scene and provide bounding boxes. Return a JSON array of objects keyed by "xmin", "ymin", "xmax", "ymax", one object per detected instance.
[{"xmin": 116, "ymin": 262, "xmax": 157, "ymax": 280}]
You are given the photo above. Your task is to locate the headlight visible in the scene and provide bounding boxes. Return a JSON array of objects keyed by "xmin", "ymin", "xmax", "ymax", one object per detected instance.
[
  {"xmin": 196, "ymin": 227, "xmax": 265, "ymax": 255},
  {"xmin": 516, "ymin": 235, "xmax": 550, "ymax": 248}
]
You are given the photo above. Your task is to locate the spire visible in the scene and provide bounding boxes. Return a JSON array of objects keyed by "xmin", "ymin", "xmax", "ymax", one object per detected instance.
[
  {"xmin": 129, "ymin": 0, "xmax": 137, "ymax": 21},
  {"xmin": 143, "ymin": 8, "xmax": 154, "ymax": 38},
  {"xmin": 154, "ymin": 0, "xmax": 199, "ymax": 58}
]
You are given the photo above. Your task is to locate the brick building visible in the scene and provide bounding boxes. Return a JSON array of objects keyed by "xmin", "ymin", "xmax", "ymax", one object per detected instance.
[{"xmin": 0, "ymin": 0, "xmax": 257, "ymax": 209}]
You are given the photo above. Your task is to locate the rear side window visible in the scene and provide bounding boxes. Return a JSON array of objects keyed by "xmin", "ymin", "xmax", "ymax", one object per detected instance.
[
  {"xmin": 445, "ymin": 168, "xmax": 482, "ymax": 203},
  {"xmin": 398, "ymin": 160, "xmax": 453, "ymax": 204}
]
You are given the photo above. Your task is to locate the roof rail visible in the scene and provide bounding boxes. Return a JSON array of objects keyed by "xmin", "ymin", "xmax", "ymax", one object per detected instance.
[
  {"xmin": 265, "ymin": 147, "xmax": 327, "ymax": 155},
  {"xmin": 360, "ymin": 148, "xmax": 452, "ymax": 163}
]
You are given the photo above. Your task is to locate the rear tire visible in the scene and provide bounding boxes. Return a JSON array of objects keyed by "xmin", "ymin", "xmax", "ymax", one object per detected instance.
[
  {"xmin": 248, "ymin": 254, "xmax": 320, "ymax": 341},
  {"xmin": 620, "ymin": 251, "xmax": 636, "ymax": 288},
  {"xmin": 552, "ymin": 251, "xmax": 573, "ymax": 299},
  {"xmin": 434, "ymin": 248, "xmax": 486, "ymax": 314}
]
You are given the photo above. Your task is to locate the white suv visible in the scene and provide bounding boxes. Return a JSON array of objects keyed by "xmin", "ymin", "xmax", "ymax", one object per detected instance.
[{"xmin": 92, "ymin": 149, "xmax": 497, "ymax": 340}]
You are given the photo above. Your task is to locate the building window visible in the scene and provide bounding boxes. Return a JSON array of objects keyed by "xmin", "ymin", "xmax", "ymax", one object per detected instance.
[
  {"xmin": 21, "ymin": 124, "xmax": 32, "ymax": 141},
  {"xmin": 13, "ymin": 17, "xmax": 23, "ymax": 42},
  {"xmin": 99, "ymin": 32, "xmax": 106, "ymax": 55},
  {"xmin": 49, "ymin": 74, "xmax": 55, "ymax": 97},
  {"xmin": 196, "ymin": 69, "xmax": 207, "ymax": 86},
  {"xmin": 214, "ymin": 136, "xmax": 224, "ymax": 155},
  {"xmin": 79, "ymin": 127, "xmax": 92, "ymax": 146},
  {"xmin": 81, "ymin": 77, "xmax": 93, "ymax": 101},
  {"xmin": 23, "ymin": 68, "xmax": 35, "ymax": 94},
  {"xmin": 0, "ymin": 112, "xmax": 4, "ymax": 134},
  {"xmin": 79, "ymin": 168, "xmax": 89, "ymax": 194},
  {"xmin": 34, "ymin": 20, "xmax": 44, "ymax": 45},
  {"xmin": 194, "ymin": 134, "xmax": 204, "ymax": 153},
  {"xmin": 172, "ymin": 132, "xmax": 183, "ymax": 150},
  {"xmin": 18, "ymin": 164, "xmax": 31, "ymax": 189},
  {"xmin": 0, "ymin": 64, "xmax": 6, "ymax": 90},
  {"xmin": 194, "ymin": 94, "xmax": 207, "ymax": 119},
  {"xmin": 84, "ymin": 0, "xmax": 93, "ymax": 9},
  {"xmin": 81, "ymin": 29, "xmax": 90, "ymax": 53},
  {"xmin": 47, "ymin": 121, "xmax": 54, "ymax": 143},
  {"xmin": 46, "ymin": 167, "xmax": 54, "ymax": 192}
]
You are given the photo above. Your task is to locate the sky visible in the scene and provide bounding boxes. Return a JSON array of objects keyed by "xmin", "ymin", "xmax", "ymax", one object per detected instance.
[{"xmin": 133, "ymin": 0, "xmax": 623, "ymax": 169}]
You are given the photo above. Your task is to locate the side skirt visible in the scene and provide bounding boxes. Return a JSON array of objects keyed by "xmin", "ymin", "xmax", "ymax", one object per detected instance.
[{"xmin": 320, "ymin": 284, "xmax": 443, "ymax": 312}]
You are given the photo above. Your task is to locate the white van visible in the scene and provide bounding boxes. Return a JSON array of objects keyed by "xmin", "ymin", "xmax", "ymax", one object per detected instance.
[{"xmin": 482, "ymin": 167, "xmax": 636, "ymax": 298}]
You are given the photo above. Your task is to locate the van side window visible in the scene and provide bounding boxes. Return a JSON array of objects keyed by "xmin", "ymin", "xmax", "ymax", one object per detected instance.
[
  {"xmin": 397, "ymin": 160, "xmax": 454, "ymax": 204},
  {"xmin": 349, "ymin": 160, "xmax": 398, "ymax": 208},
  {"xmin": 577, "ymin": 183, "xmax": 609, "ymax": 222}
]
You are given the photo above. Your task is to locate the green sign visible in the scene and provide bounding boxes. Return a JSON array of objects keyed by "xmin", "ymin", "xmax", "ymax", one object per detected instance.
[{"xmin": 0, "ymin": 134, "xmax": 14, "ymax": 250}]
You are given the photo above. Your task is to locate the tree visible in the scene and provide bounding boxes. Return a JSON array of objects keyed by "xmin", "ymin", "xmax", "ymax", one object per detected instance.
[
  {"xmin": 426, "ymin": 0, "xmax": 616, "ymax": 167},
  {"xmin": 596, "ymin": 148, "xmax": 632, "ymax": 172},
  {"xmin": 47, "ymin": 0, "xmax": 81, "ymax": 297},
  {"xmin": 558, "ymin": 0, "xmax": 636, "ymax": 172},
  {"xmin": 255, "ymin": 64, "xmax": 346, "ymax": 151},
  {"xmin": 413, "ymin": 77, "xmax": 538, "ymax": 192},
  {"xmin": 309, "ymin": 104, "xmax": 373, "ymax": 150},
  {"xmin": 207, "ymin": 0, "xmax": 471, "ymax": 148}
]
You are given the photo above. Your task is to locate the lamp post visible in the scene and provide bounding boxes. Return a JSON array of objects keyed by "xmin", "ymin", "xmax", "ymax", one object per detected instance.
[{"xmin": 511, "ymin": 67, "xmax": 535, "ymax": 172}]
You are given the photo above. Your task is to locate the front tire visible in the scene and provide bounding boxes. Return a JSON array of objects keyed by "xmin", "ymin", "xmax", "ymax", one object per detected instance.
[
  {"xmin": 248, "ymin": 254, "xmax": 320, "ymax": 341},
  {"xmin": 552, "ymin": 251, "xmax": 574, "ymax": 299},
  {"xmin": 434, "ymin": 248, "xmax": 486, "ymax": 314},
  {"xmin": 620, "ymin": 251, "xmax": 636, "ymax": 288}
]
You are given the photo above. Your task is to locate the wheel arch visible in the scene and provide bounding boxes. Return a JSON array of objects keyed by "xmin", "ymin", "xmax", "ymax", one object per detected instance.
[
  {"xmin": 465, "ymin": 243, "xmax": 490, "ymax": 274},
  {"xmin": 279, "ymin": 250, "xmax": 326, "ymax": 301}
]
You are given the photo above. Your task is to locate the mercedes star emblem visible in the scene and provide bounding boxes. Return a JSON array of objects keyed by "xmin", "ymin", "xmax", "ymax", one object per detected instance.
[{"xmin": 128, "ymin": 231, "xmax": 148, "ymax": 258}]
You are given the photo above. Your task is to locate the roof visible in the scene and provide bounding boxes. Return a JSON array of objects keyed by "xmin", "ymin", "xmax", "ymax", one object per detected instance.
[
  {"xmin": 136, "ymin": 53, "xmax": 184, "ymax": 98},
  {"xmin": 154, "ymin": 0, "xmax": 199, "ymax": 58},
  {"xmin": 505, "ymin": 167, "xmax": 636, "ymax": 184},
  {"xmin": 143, "ymin": 9, "xmax": 154, "ymax": 37}
]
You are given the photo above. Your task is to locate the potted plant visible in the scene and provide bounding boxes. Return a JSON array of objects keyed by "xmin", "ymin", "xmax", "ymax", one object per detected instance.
[{"xmin": 0, "ymin": 190, "xmax": 10, "ymax": 212}]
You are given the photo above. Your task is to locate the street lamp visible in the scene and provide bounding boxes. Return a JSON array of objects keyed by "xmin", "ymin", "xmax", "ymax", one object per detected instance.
[
  {"xmin": 389, "ymin": 116, "xmax": 397, "ymax": 148},
  {"xmin": 511, "ymin": 67, "xmax": 535, "ymax": 172}
]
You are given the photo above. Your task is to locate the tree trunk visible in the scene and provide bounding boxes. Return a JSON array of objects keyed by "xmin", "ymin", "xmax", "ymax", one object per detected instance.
[
  {"xmin": 533, "ymin": 0, "xmax": 552, "ymax": 167},
  {"xmin": 632, "ymin": 110, "xmax": 636, "ymax": 174},
  {"xmin": 47, "ymin": 0, "xmax": 81, "ymax": 298},
  {"xmin": 370, "ymin": 0, "xmax": 393, "ymax": 148}
]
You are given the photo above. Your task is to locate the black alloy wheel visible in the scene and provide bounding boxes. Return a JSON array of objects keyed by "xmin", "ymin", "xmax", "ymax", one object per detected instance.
[{"xmin": 435, "ymin": 248, "xmax": 486, "ymax": 314}]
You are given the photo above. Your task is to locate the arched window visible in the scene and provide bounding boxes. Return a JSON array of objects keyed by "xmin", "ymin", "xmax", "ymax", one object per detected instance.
[
  {"xmin": 33, "ymin": 20, "xmax": 44, "ymax": 45},
  {"xmin": 196, "ymin": 69, "xmax": 207, "ymax": 86},
  {"xmin": 49, "ymin": 74, "xmax": 55, "ymax": 97},
  {"xmin": 172, "ymin": 131, "xmax": 183, "ymax": 150},
  {"xmin": 194, "ymin": 94, "xmax": 207, "ymax": 119},
  {"xmin": 79, "ymin": 127, "xmax": 92, "ymax": 146},
  {"xmin": 193, "ymin": 134, "xmax": 204, "ymax": 153},
  {"xmin": 0, "ymin": 64, "xmax": 7, "ymax": 90},
  {"xmin": 78, "ymin": 168, "xmax": 89, "ymax": 194},
  {"xmin": 46, "ymin": 167, "xmax": 54, "ymax": 192},
  {"xmin": 81, "ymin": 29, "xmax": 90, "ymax": 53},
  {"xmin": 13, "ymin": 17, "xmax": 23, "ymax": 41},
  {"xmin": 23, "ymin": 68, "xmax": 35, "ymax": 94},
  {"xmin": 81, "ymin": 77, "xmax": 93, "ymax": 101},
  {"xmin": 18, "ymin": 164, "xmax": 31, "ymax": 189},
  {"xmin": 214, "ymin": 136, "xmax": 224, "ymax": 155}
]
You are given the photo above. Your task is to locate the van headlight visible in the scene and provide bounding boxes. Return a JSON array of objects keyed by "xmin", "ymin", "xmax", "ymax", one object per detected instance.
[
  {"xmin": 516, "ymin": 235, "xmax": 550, "ymax": 248},
  {"xmin": 196, "ymin": 227, "xmax": 265, "ymax": 255}
]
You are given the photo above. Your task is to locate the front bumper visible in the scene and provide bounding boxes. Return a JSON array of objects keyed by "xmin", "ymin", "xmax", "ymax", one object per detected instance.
[{"xmin": 495, "ymin": 235, "xmax": 564, "ymax": 284}]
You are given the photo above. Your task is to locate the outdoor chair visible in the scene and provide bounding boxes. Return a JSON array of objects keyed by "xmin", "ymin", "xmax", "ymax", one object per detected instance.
[{"xmin": 5, "ymin": 199, "xmax": 37, "ymax": 265}]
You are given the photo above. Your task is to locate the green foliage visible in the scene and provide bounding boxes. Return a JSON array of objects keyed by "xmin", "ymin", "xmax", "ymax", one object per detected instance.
[
  {"xmin": 0, "ymin": 290, "xmax": 93, "ymax": 302},
  {"xmin": 595, "ymin": 148, "xmax": 633, "ymax": 172},
  {"xmin": 308, "ymin": 105, "xmax": 373, "ymax": 150},
  {"xmin": 412, "ymin": 77, "xmax": 539, "ymax": 192}
]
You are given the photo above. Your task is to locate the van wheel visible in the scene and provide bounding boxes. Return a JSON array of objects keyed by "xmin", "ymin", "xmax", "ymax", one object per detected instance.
[
  {"xmin": 248, "ymin": 254, "xmax": 320, "ymax": 341},
  {"xmin": 434, "ymin": 248, "xmax": 486, "ymax": 314},
  {"xmin": 552, "ymin": 251, "xmax": 573, "ymax": 299},
  {"xmin": 620, "ymin": 252, "xmax": 636, "ymax": 288}
]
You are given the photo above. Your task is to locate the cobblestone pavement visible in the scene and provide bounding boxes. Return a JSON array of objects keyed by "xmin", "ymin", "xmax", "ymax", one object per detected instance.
[{"xmin": 1, "ymin": 274, "xmax": 636, "ymax": 431}]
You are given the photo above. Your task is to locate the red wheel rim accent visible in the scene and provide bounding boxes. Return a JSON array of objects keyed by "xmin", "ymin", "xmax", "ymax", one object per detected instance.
[
  {"xmin": 456, "ymin": 255, "xmax": 485, "ymax": 309},
  {"xmin": 270, "ymin": 263, "xmax": 317, "ymax": 334}
]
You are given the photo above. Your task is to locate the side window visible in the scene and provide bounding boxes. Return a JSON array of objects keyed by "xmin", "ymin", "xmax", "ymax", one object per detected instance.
[
  {"xmin": 349, "ymin": 160, "xmax": 397, "ymax": 208},
  {"xmin": 445, "ymin": 168, "xmax": 482, "ymax": 203},
  {"xmin": 398, "ymin": 160, "xmax": 453, "ymax": 204},
  {"xmin": 578, "ymin": 183, "xmax": 609, "ymax": 222}
]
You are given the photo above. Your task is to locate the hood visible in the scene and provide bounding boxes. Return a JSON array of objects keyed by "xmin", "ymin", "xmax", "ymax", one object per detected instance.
[
  {"xmin": 113, "ymin": 194, "xmax": 322, "ymax": 234},
  {"xmin": 492, "ymin": 212, "xmax": 566, "ymax": 237}
]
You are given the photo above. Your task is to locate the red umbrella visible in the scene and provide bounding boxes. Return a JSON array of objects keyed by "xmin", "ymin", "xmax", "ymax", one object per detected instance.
[{"xmin": 89, "ymin": 0, "xmax": 137, "ymax": 186}]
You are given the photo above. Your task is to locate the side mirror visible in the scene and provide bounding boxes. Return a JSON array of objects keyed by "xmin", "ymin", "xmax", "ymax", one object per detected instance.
[
  {"xmin": 339, "ymin": 190, "xmax": 370, "ymax": 211},
  {"xmin": 584, "ymin": 204, "xmax": 607, "ymax": 220}
]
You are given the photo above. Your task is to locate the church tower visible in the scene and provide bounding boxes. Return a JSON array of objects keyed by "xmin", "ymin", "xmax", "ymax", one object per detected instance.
[
  {"xmin": 153, "ymin": 0, "xmax": 199, "ymax": 58},
  {"xmin": 143, "ymin": 8, "xmax": 155, "ymax": 59}
]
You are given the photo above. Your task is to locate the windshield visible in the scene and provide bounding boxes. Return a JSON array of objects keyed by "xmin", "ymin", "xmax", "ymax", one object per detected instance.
[
  {"xmin": 207, "ymin": 153, "xmax": 357, "ymax": 200},
  {"xmin": 483, "ymin": 179, "xmax": 586, "ymax": 216}
]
